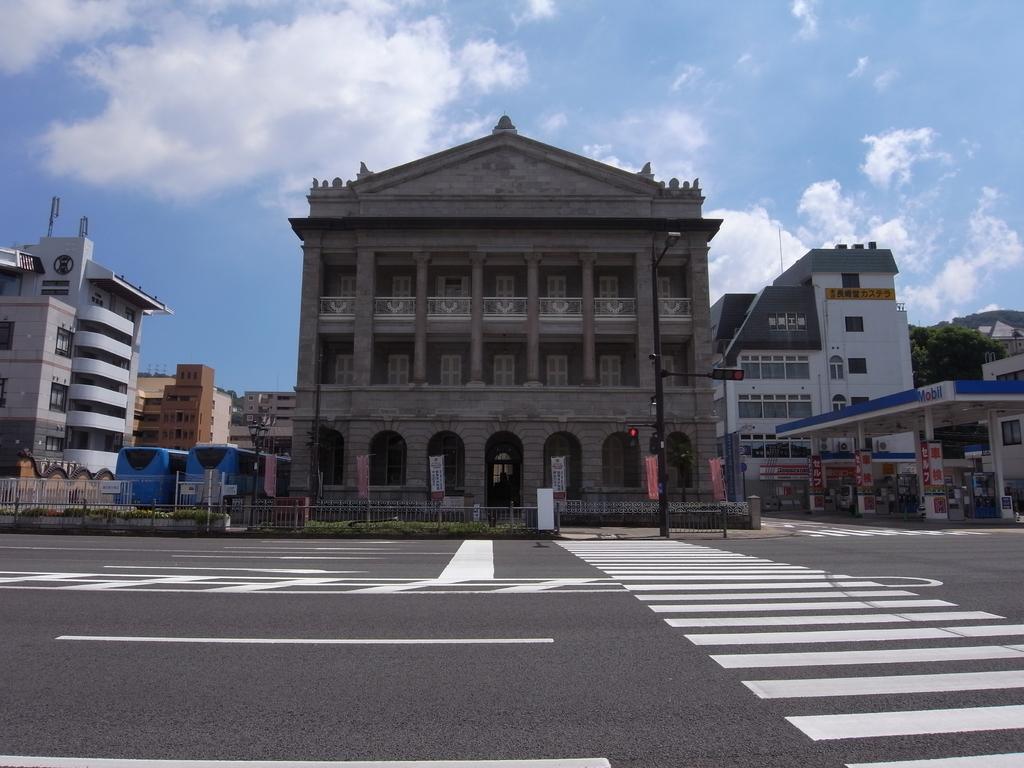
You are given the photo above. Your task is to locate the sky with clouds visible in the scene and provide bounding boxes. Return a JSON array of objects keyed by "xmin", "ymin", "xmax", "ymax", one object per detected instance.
[{"xmin": 1, "ymin": 0, "xmax": 1021, "ymax": 392}]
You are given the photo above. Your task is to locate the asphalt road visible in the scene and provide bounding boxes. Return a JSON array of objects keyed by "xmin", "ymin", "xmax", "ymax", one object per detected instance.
[{"xmin": 3, "ymin": 530, "xmax": 1024, "ymax": 767}]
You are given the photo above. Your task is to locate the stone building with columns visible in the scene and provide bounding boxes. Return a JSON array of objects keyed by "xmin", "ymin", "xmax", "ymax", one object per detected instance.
[{"xmin": 289, "ymin": 116, "xmax": 721, "ymax": 505}]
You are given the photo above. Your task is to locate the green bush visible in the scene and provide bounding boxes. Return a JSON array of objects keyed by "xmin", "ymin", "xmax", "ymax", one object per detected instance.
[
  {"xmin": 169, "ymin": 507, "xmax": 228, "ymax": 522},
  {"xmin": 302, "ymin": 519, "xmax": 532, "ymax": 537}
]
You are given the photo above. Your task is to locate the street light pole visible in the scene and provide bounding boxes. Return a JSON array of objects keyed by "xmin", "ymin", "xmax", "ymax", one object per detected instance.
[
  {"xmin": 247, "ymin": 412, "xmax": 274, "ymax": 529},
  {"xmin": 651, "ymin": 232, "xmax": 681, "ymax": 538}
]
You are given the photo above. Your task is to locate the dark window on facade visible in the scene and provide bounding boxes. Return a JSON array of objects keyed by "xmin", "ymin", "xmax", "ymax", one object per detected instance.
[
  {"xmin": 0, "ymin": 377, "xmax": 6, "ymax": 407},
  {"xmin": 848, "ymin": 358, "xmax": 868, "ymax": 374},
  {"xmin": 1003, "ymin": 420, "xmax": 1022, "ymax": 446},
  {"xmin": 845, "ymin": 316, "xmax": 864, "ymax": 332},
  {"xmin": 55, "ymin": 327, "xmax": 73, "ymax": 357},
  {"xmin": 851, "ymin": 396, "xmax": 870, "ymax": 405},
  {"xmin": 841, "ymin": 273, "xmax": 860, "ymax": 288},
  {"xmin": 370, "ymin": 431, "xmax": 407, "ymax": 485},
  {"xmin": 45, "ymin": 436, "xmax": 64, "ymax": 452},
  {"xmin": 0, "ymin": 322, "xmax": 13, "ymax": 350},
  {"xmin": 0, "ymin": 270, "xmax": 22, "ymax": 296},
  {"xmin": 49, "ymin": 383, "xmax": 68, "ymax": 412}
]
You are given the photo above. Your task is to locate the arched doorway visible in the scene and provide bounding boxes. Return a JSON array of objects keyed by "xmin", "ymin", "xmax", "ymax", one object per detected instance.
[
  {"xmin": 543, "ymin": 431, "xmax": 583, "ymax": 499},
  {"xmin": 485, "ymin": 431, "xmax": 523, "ymax": 507},
  {"xmin": 318, "ymin": 427, "xmax": 344, "ymax": 485},
  {"xmin": 666, "ymin": 431, "xmax": 693, "ymax": 500},
  {"xmin": 427, "ymin": 431, "xmax": 465, "ymax": 494},
  {"xmin": 369, "ymin": 431, "xmax": 406, "ymax": 486},
  {"xmin": 601, "ymin": 431, "xmax": 640, "ymax": 487}
]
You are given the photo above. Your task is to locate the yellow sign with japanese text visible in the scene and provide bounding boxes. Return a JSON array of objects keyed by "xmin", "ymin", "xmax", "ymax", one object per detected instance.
[{"xmin": 825, "ymin": 287, "xmax": 896, "ymax": 300}]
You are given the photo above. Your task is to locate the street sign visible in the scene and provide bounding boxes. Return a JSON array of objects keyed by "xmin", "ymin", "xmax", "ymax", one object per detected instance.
[{"xmin": 99, "ymin": 481, "xmax": 122, "ymax": 495}]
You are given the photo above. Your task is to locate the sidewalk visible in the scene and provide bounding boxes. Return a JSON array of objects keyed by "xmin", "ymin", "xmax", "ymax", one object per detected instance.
[{"xmin": 764, "ymin": 510, "xmax": 1023, "ymax": 530}]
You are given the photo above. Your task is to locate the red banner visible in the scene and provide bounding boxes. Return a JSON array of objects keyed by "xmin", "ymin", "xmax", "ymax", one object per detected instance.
[
  {"xmin": 356, "ymin": 454, "xmax": 370, "ymax": 499},
  {"xmin": 810, "ymin": 455, "xmax": 823, "ymax": 490},
  {"xmin": 645, "ymin": 455, "xmax": 659, "ymax": 500},
  {"xmin": 708, "ymin": 457, "xmax": 726, "ymax": 502},
  {"xmin": 854, "ymin": 451, "xmax": 873, "ymax": 489},
  {"xmin": 263, "ymin": 454, "xmax": 277, "ymax": 497}
]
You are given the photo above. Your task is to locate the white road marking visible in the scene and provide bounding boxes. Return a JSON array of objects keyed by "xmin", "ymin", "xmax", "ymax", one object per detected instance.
[
  {"xmin": 745, "ymin": 670, "xmax": 1024, "ymax": 699},
  {"xmin": 57, "ymin": 635, "xmax": 554, "ymax": 645},
  {"xmin": 104, "ymin": 566, "xmax": 362, "ymax": 574},
  {"xmin": 788, "ymin": 704, "xmax": 1024, "ymax": 741},
  {"xmin": 0, "ymin": 758, "xmax": 609, "ymax": 768},
  {"xmin": 686, "ymin": 627, "xmax": 972, "ymax": 645},
  {"xmin": 605, "ymin": 574, "xmax": 847, "ymax": 581},
  {"xmin": 438, "ymin": 540, "xmax": 494, "ymax": 582},
  {"xmin": 637, "ymin": 590, "xmax": 917, "ymax": 600},
  {"xmin": 648, "ymin": 599, "xmax": 955, "ymax": 613},
  {"xmin": 625, "ymin": 581, "xmax": 885, "ymax": 591},
  {"xmin": 846, "ymin": 751, "xmax": 1024, "ymax": 767},
  {"xmin": 172, "ymin": 556, "xmax": 382, "ymax": 560},
  {"xmin": 712, "ymin": 644, "xmax": 1024, "ymax": 669},
  {"xmin": 666, "ymin": 612, "xmax": 1001, "ymax": 628}
]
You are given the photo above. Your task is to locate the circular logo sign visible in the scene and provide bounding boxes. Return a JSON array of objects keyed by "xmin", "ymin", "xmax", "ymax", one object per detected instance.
[{"xmin": 53, "ymin": 254, "xmax": 74, "ymax": 275}]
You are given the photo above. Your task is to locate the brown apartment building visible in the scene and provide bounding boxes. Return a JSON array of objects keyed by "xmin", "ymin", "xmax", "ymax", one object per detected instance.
[{"xmin": 134, "ymin": 364, "xmax": 230, "ymax": 449}]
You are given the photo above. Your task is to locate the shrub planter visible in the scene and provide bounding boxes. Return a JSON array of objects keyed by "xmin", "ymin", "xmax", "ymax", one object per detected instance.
[{"xmin": 0, "ymin": 515, "xmax": 15, "ymax": 527}]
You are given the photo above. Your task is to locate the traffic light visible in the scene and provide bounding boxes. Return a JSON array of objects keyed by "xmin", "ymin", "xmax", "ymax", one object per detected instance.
[
  {"xmin": 649, "ymin": 431, "xmax": 661, "ymax": 455},
  {"xmin": 710, "ymin": 368, "xmax": 745, "ymax": 381},
  {"xmin": 627, "ymin": 427, "xmax": 639, "ymax": 447}
]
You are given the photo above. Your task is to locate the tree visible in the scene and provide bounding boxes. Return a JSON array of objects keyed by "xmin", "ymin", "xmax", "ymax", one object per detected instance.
[{"xmin": 909, "ymin": 325, "xmax": 1006, "ymax": 386}]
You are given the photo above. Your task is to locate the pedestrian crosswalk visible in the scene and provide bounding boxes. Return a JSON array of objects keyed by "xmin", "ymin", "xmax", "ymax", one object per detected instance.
[
  {"xmin": 560, "ymin": 539, "xmax": 1024, "ymax": 768},
  {"xmin": 764, "ymin": 521, "xmax": 991, "ymax": 538}
]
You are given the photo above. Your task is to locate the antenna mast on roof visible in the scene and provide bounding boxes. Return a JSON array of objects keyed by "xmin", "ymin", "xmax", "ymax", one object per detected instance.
[
  {"xmin": 78, "ymin": 216, "xmax": 89, "ymax": 238},
  {"xmin": 47, "ymin": 196, "xmax": 60, "ymax": 237}
]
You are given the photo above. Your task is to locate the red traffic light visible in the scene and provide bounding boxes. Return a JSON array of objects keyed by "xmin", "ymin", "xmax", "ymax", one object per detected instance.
[
  {"xmin": 627, "ymin": 427, "xmax": 640, "ymax": 439},
  {"xmin": 710, "ymin": 368, "xmax": 745, "ymax": 381}
]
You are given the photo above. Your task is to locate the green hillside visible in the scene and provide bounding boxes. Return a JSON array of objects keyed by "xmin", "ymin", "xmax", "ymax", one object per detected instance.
[{"xmin": 937, "ymin": 309, "xmax": 1024, "ymax": 330}]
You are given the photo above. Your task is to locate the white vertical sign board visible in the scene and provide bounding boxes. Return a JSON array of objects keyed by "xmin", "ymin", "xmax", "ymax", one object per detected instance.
[
  {"xmin": 550, "ymin": 456, "xmax": 566, "ymax": 501},
  {"xmin": 429, "ymin": 455, "xmax": 445, "ymax": 500},
  {"xmin": 536, "ymin": 488, "xmax": 555, "ymax": 531}
]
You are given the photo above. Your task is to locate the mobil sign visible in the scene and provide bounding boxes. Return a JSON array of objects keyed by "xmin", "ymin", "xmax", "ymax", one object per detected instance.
[{"xmin": 917, "ymin": 382, "xmax": 951, "ymax": 404}]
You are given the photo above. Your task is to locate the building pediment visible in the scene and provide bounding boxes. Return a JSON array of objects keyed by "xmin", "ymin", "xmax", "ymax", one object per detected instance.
[{"xmin": 327, "ymin": 134, "xmax": 669, "ymax": 199}]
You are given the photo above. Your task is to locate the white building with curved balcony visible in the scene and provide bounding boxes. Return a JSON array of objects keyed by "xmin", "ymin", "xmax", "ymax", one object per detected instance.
[{"xmin": 0, "ymin": 233, "xmax": 171, "ymax": 476}]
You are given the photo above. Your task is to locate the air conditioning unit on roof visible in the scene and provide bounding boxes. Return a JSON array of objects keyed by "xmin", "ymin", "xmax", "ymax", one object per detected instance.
[{"xmin": 837, "ymin": 440, "xmax": 850, "ymax": 452}]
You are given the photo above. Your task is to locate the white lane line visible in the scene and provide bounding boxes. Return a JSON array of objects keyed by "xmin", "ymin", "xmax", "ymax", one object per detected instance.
[
  {"xmin": 788, "ymin": 704, "xmax": 1024, "ymax": 741},
  {"xmin": 104, "ymin": 567, "xmax": 364, "ymax": 574},
  {"xmin": 62, "ymin": 576, "xmax": 221, "ymax": 590},
  {"xmin": 57, "ymin": 635, "xmax": 553, "ymax": 645},
  {"xmin": 609, "ymin": 574, "xmax": 847, "ymax": 581},
  {"xmin": 437, "ymin": 540, "xmax": 494, "ymax": 582},
  {"xmin": 666, "ymin": 612, "xmax": 1001, "ymax": 628},
  {"xmin": 172, "ymin": 556, "xmax": 382, "ymax": 560},
  {"xmin": 687, "ymin": 627, "xmax": 963, "ymax": 645},
  {"xmin": 649, "ymin": 599, "xmax": 954, "ymax": 613},
  {"xmin": 745, "ymin": 670, "xmax": 1024, "ymax": 699},
  {"xmin": 204, "ymin": 578, "xmax": 353, "ymax": 593},
  {"xmin": 626, "ymin": 581, "xmax": 885, "ymax": 591},
  {"xmin": 602, "ymin": 568, "xmax": 819, "ymax": 574},
  {"xmin": 637, "ymin": 591, "xmax": 917, "ymax": 601},
  {"xmin": 846, "ymin": 751, "xmax": 1024, "ymax": 767},
  {"xmin": 0, "ymin": 758, "xmax": 609, "ymax": 768},
  {"xmin": 0, "ymin": 573, "xmax": 92, "ymax": 583},
  {"xmin": 711, "ymin": 644, "xmax": 1024, "ymax": 669}
]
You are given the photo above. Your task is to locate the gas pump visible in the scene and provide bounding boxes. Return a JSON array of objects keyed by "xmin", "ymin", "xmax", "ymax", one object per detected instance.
[
  {"xmin": 896, "ymin": 474, "xmax": 920, "ymax": 518},
  {"xmin": 970, "ymin": 472, "xmax": 998, "ymax": 518}
]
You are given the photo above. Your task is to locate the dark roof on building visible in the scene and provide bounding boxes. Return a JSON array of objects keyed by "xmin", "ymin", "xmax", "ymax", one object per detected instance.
[
  {"xmin": 721, "ymin": 285, "xmax": 822, "ymax": 364},
  {"xmin": 710, "ymin": 293, "xmax": 754, "ymax": 353},
  {"xmin": 774, "ymin": 245, "xmax": 898, "ymax": 287}
]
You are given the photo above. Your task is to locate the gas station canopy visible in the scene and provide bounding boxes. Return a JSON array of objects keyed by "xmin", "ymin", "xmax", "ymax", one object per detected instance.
[{"xmin": 776, "ymin": 380, "xmax": 1024, "ymax": 440}]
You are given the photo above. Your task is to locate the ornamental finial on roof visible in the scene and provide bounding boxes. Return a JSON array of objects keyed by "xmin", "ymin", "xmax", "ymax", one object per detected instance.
[
  {"xmin": 357, "ymin": 162, "xmax": 374, "ymax": 180},
  {"xmin": 492, "ymin": 114, "xmax": 518, "ymax": 134},
  {"xmin": 638, "ymin": 161, "xmax": 654, "ymax": 180}
]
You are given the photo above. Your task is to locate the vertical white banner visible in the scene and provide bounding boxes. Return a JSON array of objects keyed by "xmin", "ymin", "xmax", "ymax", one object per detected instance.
[
  {"xmin": 429, "ymin": 455, "xmax": 445, "ymax": 500},
  {"xmin": 550, "ymin": 455, "xmax": 567, "ymax": 500}
]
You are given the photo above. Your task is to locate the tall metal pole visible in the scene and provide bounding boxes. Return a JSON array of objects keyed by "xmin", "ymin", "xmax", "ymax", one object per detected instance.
[
  {"xmin": 251, "ymin": 427, "xmax": 260, "ymax": 529},
  {"xmin": 651, "ymin": 239, "xmax": 670, "ymax": 538}
]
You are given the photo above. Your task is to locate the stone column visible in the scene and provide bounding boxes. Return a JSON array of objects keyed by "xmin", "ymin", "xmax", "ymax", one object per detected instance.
[
  {"xmin": 293, "ymin": 241, "xmax": 323, "ymax": 496},
  {"xmin": 580, "ymin": 254, "xmax": 596, "ymax": 385},
  {"xmin": 413, "ymin": 252, "xmax": 430, "ymax": 384},
  {"xmin": 353, "ymin": 248, "xmax": 375, "ymax": 386},
  {"xmin": 525, "ymin": 253, "xmax": 542, "ymax": 385},
  {"xmin": 469, "ymin": 254, "xmax": 485, "ymax": 384}
]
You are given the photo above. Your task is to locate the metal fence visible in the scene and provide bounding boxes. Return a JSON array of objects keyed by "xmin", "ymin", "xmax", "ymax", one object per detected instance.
[{"xmin": 562, "ymin": 499, "xmax": 752, "ymax": 533}]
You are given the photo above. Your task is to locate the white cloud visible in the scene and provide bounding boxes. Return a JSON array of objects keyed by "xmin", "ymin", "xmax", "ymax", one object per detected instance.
[
  {"xmin": 581, "ymin": 144, "xmax": 631, "ymax": 171},
  {"xmin": 860, "ymin": 127, "xmax": 950, "ymax": 189},
  {"xmin": 873, "ymin": 68, "xmax": 898, "ymax": 91},
  {"xmin": 848, "ymin": 56, "xmax": 869, "ymax": 78},
  {"xmin": 581, "ymin": 108, "xmax": 708, "ymax": 181},
  {"xmin": 0, "ymin": 0, "xmax": 134, "ymax": 74},
  {"xmin": 796, "ymin": 179, "xmax": 860, "ymax": 245},
  {"xmin": 670, "ymin": 64, "xmax": 703, "ymax": 91},
  {"xmin": 791, "ymin": 0, "xmax": 820, "ymax": 40},
  {"xmin": 540, "ymin": 112, "xmax": 568, "ymax": 133},
  {"xmin": 458, "ymin": 39, "xmax": 528, "ymax": 92},
  {"xmin": 900, "ymin": 188, "xmax": 1022, "ymax": 317},
  {"xmin": 39, "ymin": 7, "xmax": 528, "ymax": 200},
  {"xmin": 514, "ymin": 0, "xmax": 555, "ymax": 24},
  {"xmin": 976, "ymin": 303, "xmax": 1001, "ymax": 313},
  {"xmin": 706, "ymin": 206, "xmax": 808, "ymax": 301}
]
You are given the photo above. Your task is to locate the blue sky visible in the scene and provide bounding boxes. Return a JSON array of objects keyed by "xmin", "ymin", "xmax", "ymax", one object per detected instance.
[{"xmin": 2, "ymin": 0, "xmax": 1021, "ymax": 393}]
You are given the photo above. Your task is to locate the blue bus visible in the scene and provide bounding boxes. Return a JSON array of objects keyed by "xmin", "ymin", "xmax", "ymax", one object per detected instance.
[
  {"xmin": 114, "ymin": 447, "xmax": 189, "ymax": 505},
  {"xmin": 186, "ymin": 444, "xmax": 290, "ymax": 497}
]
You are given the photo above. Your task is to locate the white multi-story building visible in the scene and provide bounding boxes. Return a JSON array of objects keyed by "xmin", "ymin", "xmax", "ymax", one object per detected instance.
[
  {"xmin": 982, "ymin": 352, "xmax": 1024, "ymax": 508},
  {"xmin": 0, "ymin": 234, "xmax": 171, "ymax": 475},
  {"xmin": 711, "ymin": 243, "xmax": 914, "ymax": 506}
]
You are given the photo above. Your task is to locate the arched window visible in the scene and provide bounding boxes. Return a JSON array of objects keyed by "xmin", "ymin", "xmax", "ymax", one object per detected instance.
[
  {"xmin": 543, "ymin": 431, "xmax": 583, "ymax": 498},
  {"xmin": 369, "ymin": 431, "xmax": 406, "ymax": 485},
  {"xmin": 427, "ymin": 431, "xmax": 465, "ymax": 491},
  {"xmin": 829, "ymin": 355, "xmax": 845, "ymax": 380},
  {"xmin": 832, "ymin": 394, "xmax": 847, "ymax": 412},
  {"xmin": 602, "ymin": 432, "xmax": 640, "ymax": 487},
  {"xmin": 318, "ymin": 428, "xmax": 344, "ymax": 485}
]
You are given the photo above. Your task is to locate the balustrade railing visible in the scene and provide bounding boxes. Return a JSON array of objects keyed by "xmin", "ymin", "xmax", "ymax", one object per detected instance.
[
  {"xmin": 540, "ymin": 297, "xmax": 582, "ymax": 315},
  {"xmin": 319, "ymin": 296, "xmax": 355, "ymax": 315},
  {"xmin": 483, "ymin": 297, "xmax": 527, "ymax": 316},
  {"xmin": 594, "ymin": 297, "xmax": 636, "ymax": 316},
  {"xmin": 373, "ymin": 297, "xmax": 416, "ymax": 315},
  {"xmin": 658, "ymin": 297, "xmax": 692, "ymax": 317},
  {"xmin": 428, "ymin": 296, "xmax": 471, "ymax": 315}
]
